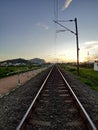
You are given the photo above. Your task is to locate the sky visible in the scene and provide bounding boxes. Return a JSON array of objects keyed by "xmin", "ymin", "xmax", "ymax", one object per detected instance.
[{"xmin": 0, "ymin": 0, "xmax": 98, "ymax": 62}]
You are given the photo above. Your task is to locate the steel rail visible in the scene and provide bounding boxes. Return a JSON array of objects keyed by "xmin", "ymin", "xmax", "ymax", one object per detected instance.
[
  {"xmin": 57, "ymin": 66, "xmax": 97, "ymax": 130},
  {"xmin": 16, "ymin": 65, "xmax": 97, "ymax": 130},
  {"xmin": 16, "ymin": 66, "xmax": 54, "ymax": 130}
]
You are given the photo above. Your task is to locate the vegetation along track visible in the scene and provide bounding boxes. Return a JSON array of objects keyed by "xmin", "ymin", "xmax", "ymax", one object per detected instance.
[{"xmin": 16, "ymin": 65, "xmax": 97, "ymax": 130}]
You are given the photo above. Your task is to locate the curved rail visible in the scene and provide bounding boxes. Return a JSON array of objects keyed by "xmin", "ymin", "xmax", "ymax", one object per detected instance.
[{"xmin": 16, "ymin": 65, "xmax": 97, "ymax": 130}]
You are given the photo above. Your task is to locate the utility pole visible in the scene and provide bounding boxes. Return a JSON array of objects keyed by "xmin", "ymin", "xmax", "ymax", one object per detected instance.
[
  {"xmin": 75, "ymin": 18, "xmax": 79, "ymax": 75},
  {"xmin": 53, "ymin": 17, "xmax": 80, "ymax": 75}
]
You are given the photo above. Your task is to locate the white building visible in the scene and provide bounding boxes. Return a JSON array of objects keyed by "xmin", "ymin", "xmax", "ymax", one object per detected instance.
[{"xmin": 94, "ymin": 61, "xmax": 98, "ymax": 71}]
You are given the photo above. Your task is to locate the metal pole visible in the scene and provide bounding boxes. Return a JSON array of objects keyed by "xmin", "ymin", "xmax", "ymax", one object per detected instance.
[
  {"xmin": 74, "ymin": 18, "xmax": 79, "ymax": 75},
  {"xmin": 53, "ymin": 18, "xmax": 80, "ymax": 75}
]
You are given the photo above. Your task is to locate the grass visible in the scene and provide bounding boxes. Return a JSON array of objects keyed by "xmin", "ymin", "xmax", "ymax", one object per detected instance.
[
  {"xmin": 0, "ymin": 65, "xmax": 42, "ymax": 78},
  {"xmin": 59, "ymin": 63, "xmax": 98, "ymax": 91}
]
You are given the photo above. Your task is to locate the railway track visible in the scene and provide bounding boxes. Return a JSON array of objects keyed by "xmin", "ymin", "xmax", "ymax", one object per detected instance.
[{"xmin": 16, "ymin": 65, "xmax": 97, "ymax": 130}]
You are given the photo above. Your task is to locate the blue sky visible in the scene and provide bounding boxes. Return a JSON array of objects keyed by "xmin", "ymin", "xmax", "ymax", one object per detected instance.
[{"xmin": 0, "ymin": 0, "xmax": 98, "ymax": 62}]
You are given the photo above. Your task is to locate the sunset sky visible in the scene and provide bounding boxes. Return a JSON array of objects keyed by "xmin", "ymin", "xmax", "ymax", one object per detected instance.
[{"xmin": 0, "ymin": 0, "xmax": 98, "ymax": 62}]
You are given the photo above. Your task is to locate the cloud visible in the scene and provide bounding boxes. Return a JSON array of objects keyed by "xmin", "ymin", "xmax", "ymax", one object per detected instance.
[
  {"xmin": 92, "ymin": 53, "xmax": 98, "ymax": 60},
  {"xmin": 62, "ymin": 0, "xmax": 72, "ymax": 11},
  {"xmin": 81, "ymin": 41, "xmax": 98, "ymax": 61},
  {"xmin": 84, "ymin": 41, "xmax": 98, "ymax": 50},
  {"xmin": 36, "ymin": 23, "xmax": 49, "ymax": 30}
]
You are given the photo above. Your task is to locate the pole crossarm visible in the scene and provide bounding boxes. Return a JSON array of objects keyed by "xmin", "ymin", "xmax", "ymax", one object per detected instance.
[
  {"xmin": 53, "ymin": 20, "xmax": 76, "ymax": 35},
  {"xmin": 56, "ymin": 30, "xmax": 66, "ymax": 33},
  {"xmin": 57, "ymin": 20, "xmax": 74, "ymax": 22}
]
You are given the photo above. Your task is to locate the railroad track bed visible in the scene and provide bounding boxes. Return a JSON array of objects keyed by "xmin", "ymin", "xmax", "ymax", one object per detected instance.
[
  {"xmin": 60, "ymin": 68, "xmax": 98, "ymax": 129},
  {"xmin": 0, "ymin": 66, "xmax": 98, "ymax": 129},
  {"xmin": 0, "ymin": 69, "xmax": 51, "ymax": 130},
  {"xmin": 16, "ymin": 66, "xmax": 97, "ymax": 130}
]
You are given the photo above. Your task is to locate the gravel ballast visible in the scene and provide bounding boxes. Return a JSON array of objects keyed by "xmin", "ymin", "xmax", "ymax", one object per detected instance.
[
  {"xmin": 0, "ymin": 69, "xmax": 50, "ymax": 130},
  {"xmin": 60, "ymin": 68, "xmax": 98, "ymax": 129},
  {"xmin": 0, "ymin": 67, "xmax": 98, "ymax": 129}
]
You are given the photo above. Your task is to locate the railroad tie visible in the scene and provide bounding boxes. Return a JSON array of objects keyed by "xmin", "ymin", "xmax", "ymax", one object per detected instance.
[{"xmin": 29, "ymin": 119, "xmax": 51, "ymax": 127}]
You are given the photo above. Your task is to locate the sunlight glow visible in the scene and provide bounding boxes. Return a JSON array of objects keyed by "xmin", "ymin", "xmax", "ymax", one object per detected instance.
[{"xmin": 45, "ymin": 49, "xmax": 86, "ymax": 63}]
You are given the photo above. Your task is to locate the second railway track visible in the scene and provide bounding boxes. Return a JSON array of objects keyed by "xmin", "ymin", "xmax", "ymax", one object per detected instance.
[{"xmin": 16, "ymin": 65, "xmax": 97, "ymax": 130}]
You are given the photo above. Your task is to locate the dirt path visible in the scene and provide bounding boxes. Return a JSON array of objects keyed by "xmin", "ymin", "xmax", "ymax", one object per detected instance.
[{"xmin": 0, "ymin": 68, "xmax": 46, "ymax": 97}]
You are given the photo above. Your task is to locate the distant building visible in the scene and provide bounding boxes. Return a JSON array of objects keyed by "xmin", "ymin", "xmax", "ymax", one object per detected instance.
[
  {"xmin": 94, "ymin": 61, "xmax": 98, "ymax": 71},
  {"xmin": 0, "ymin": 62, "xmax": 8, "ymax": 66}
]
